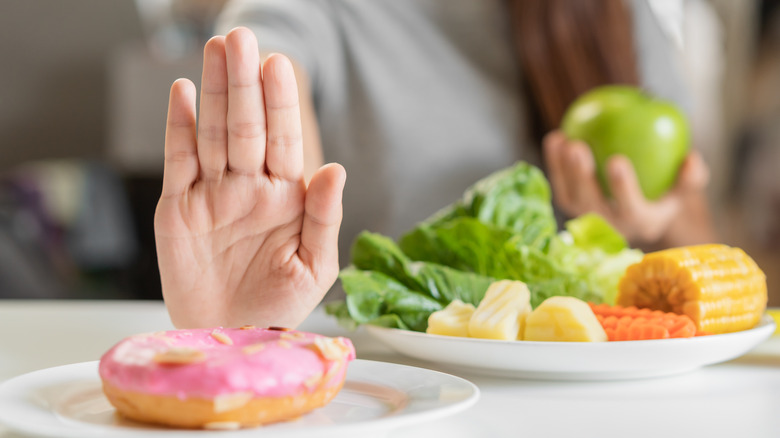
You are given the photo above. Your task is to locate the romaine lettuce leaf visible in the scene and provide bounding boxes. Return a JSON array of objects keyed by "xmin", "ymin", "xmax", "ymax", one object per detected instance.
[
  {"xmin": 399, "ymin": 218, "xmax": 521, "ymax": 277},
  {"xmin": 423, "ymin": 161, "xmax": 557, "ymax": 249},
  {"xmin": 351, "ymin": 231, "xmax": 495, "ymax": 306},
  {"xmin": 400, "ymin": 217, "xmax": 601, "ymax": 307},
  {"xmin": 564, "ymin": 213, "xmax": 628, "ymax": 254},
  {"xmin": 328, "ymin": 162, "xmax": 643, "ymax": 331},
  {"xmin": 338, "ymin": 267, "xmax": 442, "ymax": 331},
  {"xmin": 547, "ymin": 214, "xmax": 643, "ymax": 304}
]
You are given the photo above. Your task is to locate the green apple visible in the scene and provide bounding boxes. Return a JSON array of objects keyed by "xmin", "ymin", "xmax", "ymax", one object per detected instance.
[{"xmin": 561, "ymin": 85, "xmax": 690, "ymax": 200}]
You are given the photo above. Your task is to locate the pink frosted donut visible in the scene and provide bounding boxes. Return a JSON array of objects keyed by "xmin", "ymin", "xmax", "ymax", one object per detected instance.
[{"xmin": 98, "ymin": 326, "xmax": 355, "ymax": 429}]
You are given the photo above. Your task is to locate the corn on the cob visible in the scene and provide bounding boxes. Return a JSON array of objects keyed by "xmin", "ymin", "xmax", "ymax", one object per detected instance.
[
  {"xmin": 617, "ymin": 244, "xmax": 767, "ymax": 334},
  {"xmin": 426, "ymin": 300, "xmax": 475, "ymax": 337},
  {"xmin": 468, "ymin": 280, "xmax": 531, "ymax": 341},
  {"xmin": 524, "ymin": 296, "xmax": 607, "ymax": 342}
]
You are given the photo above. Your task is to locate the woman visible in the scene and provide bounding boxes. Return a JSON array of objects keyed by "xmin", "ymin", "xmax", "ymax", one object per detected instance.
[{"xmin": 156, "ymin": 0, "xmax": 715, "ymax": 328}]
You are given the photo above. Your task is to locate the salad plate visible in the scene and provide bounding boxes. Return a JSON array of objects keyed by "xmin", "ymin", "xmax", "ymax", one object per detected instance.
[
  {"xmin": 366, "ymin": 315, "xmax": 776, "ymax": 380},
  {"xmin": 0, "ymin": 359, "xmax": 478, "ymax": 438}
]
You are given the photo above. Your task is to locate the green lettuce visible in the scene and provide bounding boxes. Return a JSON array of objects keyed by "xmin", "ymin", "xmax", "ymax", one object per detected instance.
[
  {"xmin": 399, "ymin": 217, "xmax": 601, "ymax": 307},
  {"xmin": 326, "ymin": 162, "xmax": 643, "ymax": 331},
  {"xmin": 423, "ymin": 161, "xmax": 557, "ymax": 249},
  {"xmin": 351, "ymin": 231, "xmax": 495, "ymax": 306},
  {"xmin": 337, "ymin": 268, "xmax": 442, "ymax": 332},
  {"xmin": 332, "ymin": 232, "xmax": 497, "ymax": 330},
  {"xmin": 399, "ymin": 218, "xmax": 520, "ymax": 277},
  {"xmin": 549, "ymin": 213, "xmax": 644, "ymax": 304}
]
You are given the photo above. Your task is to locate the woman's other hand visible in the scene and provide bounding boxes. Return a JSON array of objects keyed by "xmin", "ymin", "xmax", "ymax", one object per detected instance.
[
  {"xmin": 543, "ymin": 130, "xmax": 713, "ymax": 248},
  {"xmin": 154, "ymin": 27, "xmax": 345, "ymax": 329}
]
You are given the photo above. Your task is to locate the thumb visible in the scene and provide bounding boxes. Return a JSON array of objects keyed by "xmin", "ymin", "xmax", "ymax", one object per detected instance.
[{"xmin": 299, "ymin": 163, "xmax": 346, "ymax": 284}]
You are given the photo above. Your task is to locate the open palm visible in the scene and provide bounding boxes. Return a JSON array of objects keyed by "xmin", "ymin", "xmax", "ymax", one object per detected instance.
[{"xmin": 154, "ymin": 28, "xmax": 345, "ymax": 329}]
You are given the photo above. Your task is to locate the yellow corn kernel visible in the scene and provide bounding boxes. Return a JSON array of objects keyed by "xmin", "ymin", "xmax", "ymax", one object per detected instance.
[
  {"xmin": 468, "ymin": 280, "xmax": 531, "ymax": 341},
  {"xmin": 617, "ymin": 244, "xmax": 767, "ymax": 334},
  {"xmin": 524, "ymin": 296, "xmax": 607, "ymax": 342},
  {"xmin": 426, "ymin": 300, "xmax": 475, "ymax": 337},
  {"xmin": 767, "ymin": 309, "xmax": 780, "ymax": 336}
]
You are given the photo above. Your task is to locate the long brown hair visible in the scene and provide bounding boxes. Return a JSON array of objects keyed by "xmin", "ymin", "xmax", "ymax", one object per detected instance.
[{"xmin": 509, "ymin": 0, "xmax": 640, "ymax": 142}]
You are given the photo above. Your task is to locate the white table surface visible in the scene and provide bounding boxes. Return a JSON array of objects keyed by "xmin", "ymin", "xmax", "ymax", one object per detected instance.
[{"xmin": 1, "ymin": 300, "xmax": 780, "ymax": 438}]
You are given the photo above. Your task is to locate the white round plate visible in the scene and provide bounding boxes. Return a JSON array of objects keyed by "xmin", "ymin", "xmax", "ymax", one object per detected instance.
[
  {"xmin": 0, "ymin": 359, "xmax": 478, "ymax": 438},
  {"xmin": 366, "ymin": 315, "xmax": 776, "ymax": 380}
]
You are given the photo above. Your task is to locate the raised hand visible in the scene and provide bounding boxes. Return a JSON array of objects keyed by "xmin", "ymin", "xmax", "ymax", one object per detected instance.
[
  {"xmin": 543, "ymin": 130, "xmax": 712, "ymax": 247},
  {"xmin": 154, "ymin": 27, "xmax": 346, "ymax": 329}
]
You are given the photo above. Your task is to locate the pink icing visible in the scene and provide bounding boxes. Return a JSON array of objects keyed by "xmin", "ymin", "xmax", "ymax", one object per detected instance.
[{"xmin": 98, "ymin": 327, "xmax": 355, "ymax": 400}]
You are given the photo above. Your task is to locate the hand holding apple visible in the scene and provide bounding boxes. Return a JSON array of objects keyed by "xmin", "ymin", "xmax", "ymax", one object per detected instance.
[
  {"xmin": 561, "ymin": 85, "xmax": 690, "ymax": 200},
  {"xmin": 543, "ymin": 130, "xmax": 710, "ymax": 247}
]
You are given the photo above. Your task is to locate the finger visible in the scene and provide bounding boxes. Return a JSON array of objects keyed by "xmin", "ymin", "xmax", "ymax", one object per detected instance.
[
  {"xmin": 299, "ymin": 163, "xmax": 346, "ymax": 284},
  {"xmin": 673, "ymin": 151, "xmax": 710, "ymax": 193},
  {"xmin": 567, "ymin": 142, "xmax": 605, "ymax": 214},
  {"xmin": 225, "ymin": 27, "xmax": 266, "ymax": 175},
  {"xmin": 608, "ymin": 155, "xmax": 679, "ymax": 238},
  {"xmin": 606, "ymin": 155, "xmax": 645, "ymax": 217},
  {"xmin": 197, "ymin": 36, "xmax": 228, "ymax": 181},
  {"xmin": 162, "ymin": 79, "xmax": 199, "ymax": 197},
  {"xmin": 542, "ymin": 131, "xmax": 572, "ymax": 208},
  {"xmin": 262, "ymin": 54, "xmax": 304, "ymax": 181}
]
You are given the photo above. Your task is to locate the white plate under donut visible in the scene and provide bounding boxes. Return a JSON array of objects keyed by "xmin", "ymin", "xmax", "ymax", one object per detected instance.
[{"xmin": 0, "ymin": 359, "xmax": 478, "ymax": 438}]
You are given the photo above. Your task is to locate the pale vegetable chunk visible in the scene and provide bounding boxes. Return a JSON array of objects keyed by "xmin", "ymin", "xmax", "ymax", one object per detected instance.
[
  {"xmin": 524, "ymin": 296, "xmax": 607, "ymax": 342},
  {"xmin": 426, "ymin": 300, "xmax": 476, "ymax": 337},
  {"xmin": 468, "ymin": 280, "xmax": 531, "ymax": 341}
]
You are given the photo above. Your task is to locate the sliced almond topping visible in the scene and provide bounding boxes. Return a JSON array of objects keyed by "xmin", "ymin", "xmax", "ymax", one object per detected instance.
[
  {"xmin": 277, "ymin": 340, "xmax": 292, "ymax": 349},
  {"xmin": 280, "ymin": 332, "xmax": 306, "ymax": 341},
  {"xmin": 213, "ymin": 391, "xmax": 254, "ymax": 413},
  {"xmin": 335, "ymin": 337, "xmax": 350, "ymax": 349},
  {"xmin": 210, "ymin": 330, "xmax": 233, "ymax": 345},
  {"xmin": 242, "ymin": 343, "xmax": 266, "ymax": 355},
  {"xmin": 132, "ymin": 332, "xmax": 173, "ymax": 345},
  {"xmin": 268, "ymin": 326, "xmax": 292, "ymax": 332},
  {"xmin": 203, "ymin": 421, "xmax": 242, "ymax": 430},
  {"xmin": 321, "ymin": 362, "xmax": 343, "ymax": 387},
  {"xmin": 311, "ymin": 337, "xmax": 348, "ymax": 361},
  {"xmin": 303, "ymin": 371, "xmax": 324, "ymax": 389},
  {"xmin": 153, "ymin": 347, "xmax": 206, "ymax": 365},
  {"xmin": 239, "ymin": 325, "xmax": 256, "ymax": 330}
]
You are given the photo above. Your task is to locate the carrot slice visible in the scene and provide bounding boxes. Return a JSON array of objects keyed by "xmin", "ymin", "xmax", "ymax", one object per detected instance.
[{"xmin": 589, "ymin": 303, "xmax": 699, "ymax": 341}]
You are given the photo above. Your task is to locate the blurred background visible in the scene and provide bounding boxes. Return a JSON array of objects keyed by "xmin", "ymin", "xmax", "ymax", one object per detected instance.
[{"xmin": 0, "ymin": 0, "xmax": 779, "ymax": 303}]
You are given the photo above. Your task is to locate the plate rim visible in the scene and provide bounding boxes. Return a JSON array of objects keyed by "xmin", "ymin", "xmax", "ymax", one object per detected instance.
[
  {"xmin": 366, "ymin": 314, "xmax": 776, "ymax": 347},
  {"xmin": 365, "ymin": 315, "xmax": 776, "ymax": 379},
  {"xmin": 0, "ymin": 359, "xmax": 479, "ymax": 438}
]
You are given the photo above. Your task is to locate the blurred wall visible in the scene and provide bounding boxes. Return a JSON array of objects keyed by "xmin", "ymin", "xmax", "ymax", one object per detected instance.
[{"xmin": 0, "ymin": 0, "xmax": 143, "ymax": 170}]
